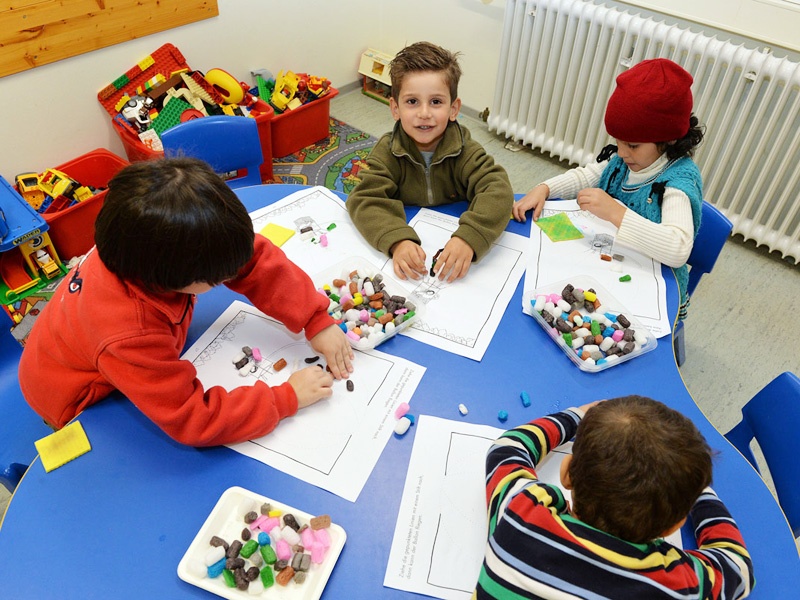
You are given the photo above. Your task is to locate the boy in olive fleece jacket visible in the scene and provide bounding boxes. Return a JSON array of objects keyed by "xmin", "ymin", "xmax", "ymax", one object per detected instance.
[{"xmin": 348, "ymin": 41, "xmax": 513, "ymax": 283}]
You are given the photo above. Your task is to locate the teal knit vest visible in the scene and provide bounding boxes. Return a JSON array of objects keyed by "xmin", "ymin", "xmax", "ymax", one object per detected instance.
[{"xmin": 597, "ymin": 154, "xmax": 703, "ymax": 319}]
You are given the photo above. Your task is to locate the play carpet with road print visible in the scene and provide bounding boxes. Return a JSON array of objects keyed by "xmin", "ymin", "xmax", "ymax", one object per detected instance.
[{"xmin": 271, "ymin": 117, "xmax": 378, "ymax": 195}]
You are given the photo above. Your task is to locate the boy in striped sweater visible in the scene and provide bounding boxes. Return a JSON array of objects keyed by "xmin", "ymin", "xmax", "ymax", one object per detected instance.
[{"xmin": 475, "ymin": 395, "xmax": 754, "ymax": 599}]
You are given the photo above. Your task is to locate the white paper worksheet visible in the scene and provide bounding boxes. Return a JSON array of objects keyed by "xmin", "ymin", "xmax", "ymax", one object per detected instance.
[
  {"xmin": 384, "ymin": 415, "xmax": 680, "ymax": 599},
  {"xmin": 182, "ymin": 300, "xmax": 425, "ymax": 502},
  {"xmin": 385, "ymin": 209, "xmax": 529, "ymax": 361},
  {"xmin": 524, "ymin": 200, "xmax": 671, "ymax": 338}
]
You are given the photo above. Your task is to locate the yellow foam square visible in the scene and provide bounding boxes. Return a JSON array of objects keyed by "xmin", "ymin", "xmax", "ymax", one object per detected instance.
[
  {"xmin": 260, "ymin": 223, "xmax": 295, "ymax": 247},
  {"xmin": 34, "ymin": 421, "xmax": 92, "ymax": 473}
]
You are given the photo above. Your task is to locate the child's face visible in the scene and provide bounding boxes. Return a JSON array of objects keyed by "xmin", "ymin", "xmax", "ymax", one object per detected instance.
[
  {"xmin": 176, "ymin": 282, "xmax": 215, "ymax": 295},
  {"xmin": 614, "ymin": 140, "xmax": 662, "ymax": 172},
  {"xmin": 390, "ymin": 71, "xmax": 461, "ymax": 153}
]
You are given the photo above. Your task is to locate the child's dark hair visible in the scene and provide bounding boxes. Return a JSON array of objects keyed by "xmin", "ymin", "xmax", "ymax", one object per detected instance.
[
  {"xmin": 568, "ymin": 395, "xmax": 712, "ymax": 544},
  {"xmin": 663, "ymin": 114, "xmax": 705, "ymax": 159},
  {"xmin": 390, "ymin": 41, "xmax": 462, "ymax": 103},
  {"xmin": 95, "ymin": 157, "xmax": 255, "ymax": 292}
]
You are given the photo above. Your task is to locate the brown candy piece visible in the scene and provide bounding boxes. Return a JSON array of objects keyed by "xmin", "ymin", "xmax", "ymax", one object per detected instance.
[
  {"xmin": 310, "ymin": 514, "xmax": 331, "ymax": 530},
  {"xmin": 273, "ymin": 358, "xmax": 287, "ymax": 372},
  {"xmin": 346, "ymin": 380, "xmax": 354, "ymax": 392},
  {"xmin": 276, "ymin": 566, "xmax": 296, "ymax": 586}
]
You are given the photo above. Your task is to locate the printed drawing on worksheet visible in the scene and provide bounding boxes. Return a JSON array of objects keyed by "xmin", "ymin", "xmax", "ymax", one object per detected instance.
[
  {"xmin": 381, "ymin": 209, "xmax": 528, "ymax": 362},
  {"xmin": 182, "ymin": 300, "xmax": 425, "ymax": 502},
  {"xmin": 248, "ymin": 186, "xmax": 387, "ymax": 276},
  {"xmin": 524, "ymin": 200, "xmax": 671, "ymax": 338}
]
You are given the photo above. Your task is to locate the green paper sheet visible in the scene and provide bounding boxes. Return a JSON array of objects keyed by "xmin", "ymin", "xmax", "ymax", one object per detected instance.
[{"xmin": 535, "ymin": 212, "xmax": 585, "ymax": 242}]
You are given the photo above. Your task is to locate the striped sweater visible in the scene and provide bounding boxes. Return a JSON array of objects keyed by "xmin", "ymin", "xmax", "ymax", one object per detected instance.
[{"xmin": 474, "ymin": 410, "xmax": 754, "ymax": 599}]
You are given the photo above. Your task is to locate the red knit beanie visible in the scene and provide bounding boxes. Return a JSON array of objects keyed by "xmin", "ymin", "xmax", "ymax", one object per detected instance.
[{"xmin": 604, "ymin": 58, "xmax": 693, "ymax": 143}]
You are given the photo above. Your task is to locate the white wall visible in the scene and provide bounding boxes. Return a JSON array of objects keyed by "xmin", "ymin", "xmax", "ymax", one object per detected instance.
[
  {"xmin": 0, "ymin": 0, "xmax": 506, "ymax": 182},
  {"xmin": 0, "ymin": 0, "xmax": 792, "ymax": 182}
]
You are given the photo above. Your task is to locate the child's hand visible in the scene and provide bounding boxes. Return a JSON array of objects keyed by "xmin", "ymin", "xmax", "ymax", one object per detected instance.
[
  {"xmin": 576, "ymin": 188, "xmax": 626, "ymax": 227},
  {"xmin": 391, "ymin": 240, "xmax": 427, "ymax": 280},
  {"xmin": 310, "ymin": 324, "xmax": 354, "ymax": 380},
  {"xmin": 512, "ymin": 184, "xmax": 549, "ymax": 222},
  {"xmin": 578, "ymin": 400, "xmax": 602, "ymax": 414},
  {"xmin": 434, "ymin": 237, "xmax": 474, "ymax": 282},
  {"xmin": 288, "ymin": 366, "xmax": 335, "ymax": 409}
]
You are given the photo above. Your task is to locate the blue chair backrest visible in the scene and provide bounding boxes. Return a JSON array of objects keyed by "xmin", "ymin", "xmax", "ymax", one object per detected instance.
[
  {"xmin": 161, "ymin": 115, "xmax": 263, "ymax": 189},
  {"xmin": 686, "ymin": 201, "xmax": 733, "ymax": 297},
  {"xmin": 725, "ymin": 372, "xmax": 800, "ymax": 537}
]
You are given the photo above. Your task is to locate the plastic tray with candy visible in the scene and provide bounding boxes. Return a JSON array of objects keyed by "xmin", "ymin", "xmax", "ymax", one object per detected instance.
[
  {"xmin": 313, "ymin": 257, "xmax": 425, "ymax": 350},
  {"xmin": 177, "ymin": 486, "xmax": 346, "ymax": 599},
  {"xmin": 523, "ymin": 276, "xmax": 657, "ymax": 373}
]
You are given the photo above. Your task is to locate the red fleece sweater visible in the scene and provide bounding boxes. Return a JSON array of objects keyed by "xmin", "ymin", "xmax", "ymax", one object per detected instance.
[{"xmin": 19, "ymin": 235, "xmax": 333, "ymax": 446}]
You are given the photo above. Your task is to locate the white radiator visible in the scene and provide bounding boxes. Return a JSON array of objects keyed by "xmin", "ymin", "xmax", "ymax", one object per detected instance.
[{"xmin": 489, "ymin": 0, "xmax": 800, "ymax": 262}]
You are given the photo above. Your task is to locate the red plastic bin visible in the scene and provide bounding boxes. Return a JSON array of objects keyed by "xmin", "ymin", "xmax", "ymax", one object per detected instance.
[
  {"xmin": 271, "ymin": 87, "xmax": 339, "ymax": 157},
  {"xmin": 43, "ymin": 149, "xmax": 130, "ymax": 261},
  {"xmin": 98, "ymin": 43, "xmax": 274, "ymax": 181}
]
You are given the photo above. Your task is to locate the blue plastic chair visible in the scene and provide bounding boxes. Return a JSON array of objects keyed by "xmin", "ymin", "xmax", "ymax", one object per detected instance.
[
  {"xmin": 673, "ymin": 201, "xmax": 733, "ymax": 365},
  {"xmin": 725, "ymin": 372, "xmax": 800, "ymax": 538},
  {"xmin": 0, "ymin": 334, "xmax": 53, "ymax": 493},
  {"xmin": 160, "ymin": 115, "xmax": 264, "ymax": 189}
]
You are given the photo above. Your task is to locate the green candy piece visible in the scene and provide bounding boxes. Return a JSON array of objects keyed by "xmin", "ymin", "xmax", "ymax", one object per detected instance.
[
  {"xmin": 403, "ymin": 310, "xmax": 416, "ymax": 321},
  {"xmin": 259, "ymin": 543, "xmax": 277, "ymax": 565},
  {"xmin": 260, "ymin": 566, "xmax": 275, "ymax": 588},
  {"xmin": 240, "ymin": 539, "xmax": 258, "ymax": 558},
  {"xmin": 619, "ymin": 274, "xmax": 632, "ymax": 282},
  {"xmin": 562, "ymin": 332, "xmax": 573, "ymax": 347},
  {"xmin": 329, "ymin": 293, "xmax": 340, "ymax": 303},
  {"xmin": 590, "ymin": 320, "xmax": 601, "ymax": 336},
  {"xmin": 222, "ymin": 569, "xmax": 236, "ymax": 588}
]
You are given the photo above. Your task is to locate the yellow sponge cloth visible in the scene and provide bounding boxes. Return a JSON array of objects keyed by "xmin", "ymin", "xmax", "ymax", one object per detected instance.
[{"xmin": 35, "ymin": 421, "xmax": 92, "ymax": 473}]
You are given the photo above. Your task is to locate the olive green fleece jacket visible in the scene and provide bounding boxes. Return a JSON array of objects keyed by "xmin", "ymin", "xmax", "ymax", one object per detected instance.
[{"xmin": 347, "ymin": 120, "xmax": 513, "ymax": 261}]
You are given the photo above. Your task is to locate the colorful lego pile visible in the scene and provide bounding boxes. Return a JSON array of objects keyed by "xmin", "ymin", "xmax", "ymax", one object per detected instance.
[{"xmin": 96, "ymin": 43, "xmax": 332, "ymax": 155}]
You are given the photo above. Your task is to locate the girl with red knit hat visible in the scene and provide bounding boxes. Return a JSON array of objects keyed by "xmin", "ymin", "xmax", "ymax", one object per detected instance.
[{"xmin": 513, "ymin": 58, "xmax": 705, "ymax": 319}]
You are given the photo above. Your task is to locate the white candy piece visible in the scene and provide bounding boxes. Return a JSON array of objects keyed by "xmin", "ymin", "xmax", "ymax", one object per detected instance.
[
  {"xmin": 458, "ymin": 403, "xmax": 469, "ymax": 415},
  {"xmin": 599, "ymin": 337, "xmax": 615, "ymax": 351},
  {"xmin": 187, "ymin": 558, "xmax": 207, "ymax": 578},
  {"xmin": 205, "ymin": 545, "xmax": 226, "ymax": 566},
  {"xmin": 572, "ymin": 337, "xmax": 585, "ymax": 349},
  {"xmin": 394, "ymin": 416, "xmax": 411, "ymax": 435},
  {"xmin": 231, "ymin": 351, "xmax": 246, "ymax": 364},
  {"xmin": 556, "ymin": 299, "xmax": 571, "ymax": 313},
  {"xmin": 248, "ymin": 579, "xmax": 265, "ymax": 595},
  {"xmin": 533, "ymin": 295, "xmax": 546, "ymax": 312}
]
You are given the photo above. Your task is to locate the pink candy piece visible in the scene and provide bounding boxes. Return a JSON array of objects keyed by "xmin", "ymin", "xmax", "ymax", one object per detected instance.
[
  {"xmin": 394, "ymin": 402, "xmax": 410, "ymax": 419},
  {"xmin": 320, "ymin": 233, "xmax": 328, "ymax": 247},
  {"xmin": 310, "ymin": 541, "xmax": 326, "ymax": 564},
  {"xmin": 611, "ymin": 329, "xmax": 624, "ymax": 342},
  {"xmin": 547, "ymin": 293, "xmax": 561, "ymax": 304},
  {"xmin": 275, "ymin": 539, "xmax": 292, "ymax": 561},
  {"xmin": 301, "ymin": 527, "xmax": 316, "ymax": 548},
  {"xmin": 252, "ymin": 347, "xmax": 262, "ymax": 362},
  {"xmin": 346, "ymin": 331, "xmax": 360, "ymax": 341},
  {"xmin": 249, "ymin": 514, "xmax": 268, "ymax": 530},
  {"xmin": 359, "ymin": 309, "xmax": 370, "ymax": 322},
  {"xmin": 313, "ymin": 527, "xmax": 331, "ymax": 548},
  {"xmin": 260, "ymin": 516, "xmax": 280, "ymax": 532}
]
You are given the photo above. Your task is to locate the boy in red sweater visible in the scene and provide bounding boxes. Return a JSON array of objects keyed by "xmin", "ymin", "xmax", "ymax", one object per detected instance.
[{"xmin": 19, "ymin": 158, "xmax": 353, "ymax": 446}]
